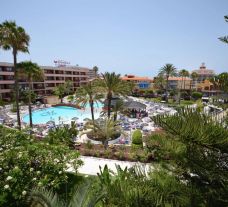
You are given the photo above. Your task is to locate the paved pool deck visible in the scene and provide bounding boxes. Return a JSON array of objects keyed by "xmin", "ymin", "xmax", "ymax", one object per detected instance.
[{"xmin": 75, "ymin": 156, "xmax": 152, "ymax": 175}]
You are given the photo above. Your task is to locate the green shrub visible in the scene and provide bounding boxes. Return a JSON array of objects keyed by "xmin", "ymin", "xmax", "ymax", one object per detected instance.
[
  {"xmin": 192, "ymin": 92, "xmax": 203, "ymax": 100},
  {"xmin": 132, "ymin": 130, "xmax": 143, "ymax": 145},
  {"xmin": 85, "ymin": 140, "xmax": 93, "ymax": 149}
]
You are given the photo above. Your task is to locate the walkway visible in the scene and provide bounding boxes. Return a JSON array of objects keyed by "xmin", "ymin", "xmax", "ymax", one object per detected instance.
[{"xmin": 70, "ymin": 156, "xmax": 153, "ymax": 175}]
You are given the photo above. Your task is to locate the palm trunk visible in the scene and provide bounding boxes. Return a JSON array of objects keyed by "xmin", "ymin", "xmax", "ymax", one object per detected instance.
[
  {"xmin": 13, "ymin": 49, "xmax": 21, "ymax": 130},
  {"xmin": 107, "ymin": 92, "xmax": 112, "ymax": 118},
  {"xmin": 179, "ymin": 77, "xmax": 184, "ymax": 104},
  {"xmin": 28, "ymin": 76, "xmax": 33, "ymax": 128},
  {"xmin": 114, "ymin": 112, "xmax": 117, "ymax": 121},
  {"xmin": 165, "ymin": 76, "xmax": 169, "ymax": 102},
  {"xmin": 90, "ymin": 100, "xmax": 95, "ymax": 123}
]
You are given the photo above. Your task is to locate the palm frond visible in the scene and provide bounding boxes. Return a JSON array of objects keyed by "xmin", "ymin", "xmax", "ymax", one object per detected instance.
[
  {"xmin": 68, "ymin": 180, "xmax": 103, "ymax": 207},
  {"xmin": 27, "ymin": 188, "xmax": 64, "ymax": 207},
  {"xmin": 219, "ymin": 36, "xmax": 228, "ymax": 44}
]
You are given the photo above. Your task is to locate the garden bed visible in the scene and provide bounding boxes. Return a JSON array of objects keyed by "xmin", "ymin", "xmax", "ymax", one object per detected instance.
[{"xmin": 75, "ymin": 143, "xmax": 155, "ymax": 163}]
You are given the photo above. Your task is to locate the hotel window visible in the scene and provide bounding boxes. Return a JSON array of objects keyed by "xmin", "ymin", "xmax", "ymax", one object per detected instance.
[{"xmin": 6, "ymin": 67, "xmax": 13, "ymax": 71}]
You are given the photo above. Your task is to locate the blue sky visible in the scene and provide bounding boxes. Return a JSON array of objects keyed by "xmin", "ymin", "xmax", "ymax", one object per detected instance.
[{"xmin": 0, "ymin": 0, "xmax": 227, "ymax": 77}]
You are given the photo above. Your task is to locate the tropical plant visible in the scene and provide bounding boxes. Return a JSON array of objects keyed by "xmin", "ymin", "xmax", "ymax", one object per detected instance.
[
  {"xmin": 191, "ymin": 91, "xmax": 203, "ymax": 100},
  {"xmin": 65, "ymin": 80, "xmax": 73, "ymax": 95},
  {"xmin": 17, "ymin": 61, "xmax": 43, "ymax": 128},
  {"xmin": 67, "ymin": 95, "xmax": 75, "ymax": 103},
  {"xmin": 154, "ymin": 75, "xmax": 166, "ymax": 91},
  {"xmin": 97, "ymin": 165, "xmax": 190, "ymax": 207},
  {"xmin": 179, "ymin": 69, "xmax": 189, "ymax": 90},
  {"xmin": 0, "ymin": 20, "xmax": 30, "ymax": 130},
  {"xmin": 152, "ymin": 109, "xmax": 228, "ymax": 206},
  {"xmin": 97, "ymin": 72, "xmax": 130, "ymax": 118},
  {"xmin": 159, "ymin": 64, "xmax": 177, "ymax": 102},
  {"xmin": 210, "ymin": 72, "xmax": 228, "ymax": 93},
  {"xmin": 218, "ymin": 15, "xmax": 228, "ymax": 44},
  {"xmin": 113, "ymin": 99, "xmax": 124, "ymax": 121},
  {"xmin": 47, "ymin": 122, "xmax": 78, "ymax": 147},
  {"xmin": 0, "ymin": 125, "xmax": 82, "ymax": 206},
  {"xmin": 92, "ymin": 66, "xmax": 99, "ymax": 77},
  {"xmin": 83, "ymin": 117, "xmax": 123, "ymax": 149},
  {"xmin": 190, "ymin": 71, "xmax": 198, "ymax": 90},
  {"xmin": 75, "ymin": 81, "xmax": 103, "ymax": 124},
  {"xmin": 54, "ymin": 84, "xmax": 66, "ymax": 103},
  {"xmin": 27, "ymin": 180, "xmax": 102, "ymax": 207}
]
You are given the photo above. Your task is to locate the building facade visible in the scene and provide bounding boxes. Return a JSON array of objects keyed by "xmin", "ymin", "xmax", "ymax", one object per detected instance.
[
  {"xmin": 0, "ymin": 62, "xmax": 90, "ymax": 101},
  {"xmin": 192, "ymin": 63, "xmax": 215, "ymax": 87},
  {"xmin": 121, "ymin": 75, "xmax": 153, "ymax": 89},
  {"xmin": 88, "ymin": 69, "xmax": 96, "ymax": 80},
  {"xmin": 168, "ymin": 77, "xmax": 192, "ymax": 90}
]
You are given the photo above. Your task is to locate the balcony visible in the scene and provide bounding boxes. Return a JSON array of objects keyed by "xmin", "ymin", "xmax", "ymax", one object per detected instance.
[
  {"xmin": 0, "ymin": 71, "xmax": 14, "ymax": 76},
  {"xmin": 0, "ymin": 80, "xmax": 15, "ymax": 84},
  {"xmin": 0, "ymin": 89, "xmax": 11, "ymax": 93}
]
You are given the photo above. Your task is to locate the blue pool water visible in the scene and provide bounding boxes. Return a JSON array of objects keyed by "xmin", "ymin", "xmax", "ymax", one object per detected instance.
[{"xmin": 23, "ymin": 103, "xmax": 103, "ymax": 124}]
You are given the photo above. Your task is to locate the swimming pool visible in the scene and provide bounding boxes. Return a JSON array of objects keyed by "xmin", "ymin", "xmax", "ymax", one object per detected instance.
[{"xmin": 23, "ymin": 103, "xmax": 103, "ymax": 124}]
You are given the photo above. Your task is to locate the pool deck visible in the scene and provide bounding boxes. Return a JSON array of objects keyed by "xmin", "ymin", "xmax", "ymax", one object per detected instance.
[{"xmin": 69, "ymin": 156, "xmax": 152, "ymax": 175}]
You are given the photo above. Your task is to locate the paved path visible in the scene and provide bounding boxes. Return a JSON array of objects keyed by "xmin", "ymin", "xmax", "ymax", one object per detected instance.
[{"xmin": 72, "ymin": 156, "xmax": 153, "ymax": 175}]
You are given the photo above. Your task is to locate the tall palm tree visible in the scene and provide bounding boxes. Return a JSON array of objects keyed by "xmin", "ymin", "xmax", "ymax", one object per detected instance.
[
  {"xmin": 190, "ymin": 72, "xmax": 198, "ymax": 92},
  {"xmin": 54, "ymin": 84, "xmax": 65, "ymax": 103},
  {"xmin": 113, "ymin": 99, "xmax": 124, "ymax": 121},
  {"xmin": 218, "ymin": 15, "xmax": 228, "ymax": 44},
  {"xmin": 159, "ymin": 64, "xmax": 177, "ymax": 102},
  {"xmin": 98, "ymin": 72, "xmax": 129, "ymax": 118},
  {"xmin": 17, "ymin": 61, "xmax": 43, "ymax": 128},
  {"xmin": 0, "ymin": 21, "xmax": 30, "ymax": 130},
  {"xmin": 64, "ymin": 80, "xmax": 73, "ymax": 95},
  {"xmin": 179, "ymin": 69, "xmax": 189, "ymax": 91},
  {"xmin": 93, "ymin": 66, "xmax": 99, "ymax": 77},
  {"xmin": 75, "ymin": 81, "xmax": 103, "ymax": 124}
]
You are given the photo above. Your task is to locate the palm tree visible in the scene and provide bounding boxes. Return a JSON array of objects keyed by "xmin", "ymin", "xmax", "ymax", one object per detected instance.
[
  {"xmin": 154, "ymin": 75, "xmax": 166, "ymax": 91},
  {"xmin": 179, "ymin": 69, "xmax": 189, "ymax": 90},
  {"xmin": 98, "ymin": 72, "xmax": 129, "ymax": 118},
  {"xmin": 93, "ymin": 66, "xmax": 99, "ymax": 77},
  {"xmin": 54, "ymin": 84, "xmax": 65, "ymax": 103},
  {"xmin": 75, "ymin": 81, "xmax": 103, "ymax": 124},
  {"xmin": 65, "ymin": 80, "xmax": 73, "ymax": 95},
  {"xmin": 190, "ymin": 72, "xmax": 198, "ymax": 92},
  {"xmin": 0, "ymin": 21, "xmax": 30, "ymax": 130},
  {"xmin": 17, "ymin": 61, "xmax": 43, "ymax": 128},
  {"xmin": 159, "ymin": 64, "xmax": 177, "ymax": 102},
  {"xmin": 218, "ymin": 15, "xmax": 228, "ymax": 44},
  {"xmin": 84, "ymin": 117, "xmax": 124, "ymax": 149},
  {"xmin": 113, "ymin": 99, "xmax": 124, "ymax": 121}
]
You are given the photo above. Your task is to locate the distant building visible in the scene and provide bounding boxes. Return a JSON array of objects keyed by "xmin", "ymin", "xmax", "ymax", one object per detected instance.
[
  {"xmin": 0, "ymin": 62, "xmax": 91, "ymax": 101},
  {"xmin": 192, "ymin": 63, "xmax": 215, "ymax": 86},
  {"xmin": 88, "ymin": 69, "xmax": 96, "ymax": 80},
  {"xmin": 168, "ymin": 77, "xmax": 192, "ymax": 90},
  {"xmin": 121, "ymin": 75, "xmax": 153, "ymax": 89},
  {"xmin": 196, "ymin": 79, "xmax": 219, "ymax": 96}
]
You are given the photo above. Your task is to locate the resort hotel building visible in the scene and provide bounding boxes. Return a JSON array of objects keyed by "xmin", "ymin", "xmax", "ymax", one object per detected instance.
[
  {"xmin": 0, "ymin": 62, "xmax": 93, "ymax": 101},
  {"xmin": 121, "ymin": 74, "xmax": 153, "ymax": 89}
]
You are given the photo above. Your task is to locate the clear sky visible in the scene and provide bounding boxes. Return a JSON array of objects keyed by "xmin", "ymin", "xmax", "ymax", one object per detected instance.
[{"xmin": 0, "ymin": 0, "xmax": 227, "ymax": 77}]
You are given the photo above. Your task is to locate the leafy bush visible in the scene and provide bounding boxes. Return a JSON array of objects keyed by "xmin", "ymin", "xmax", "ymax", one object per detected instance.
[
  {"xmin": 0, "ymin": 126, "xmax": 82, "ymax": 206},
  {"xmin": 47, "ymin": 122, "xmax": 78, "ymax": 147},
  {"xmin": 85, "ymin": 140, "xmax": 93, "ymax": 149},
  {"xmin": 191, "ymin": 92, "xmax": 203, "ymax": 100},
  {"xmin": 132, "ymin": 130, "xmax": 143, "ymax": 146}
]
